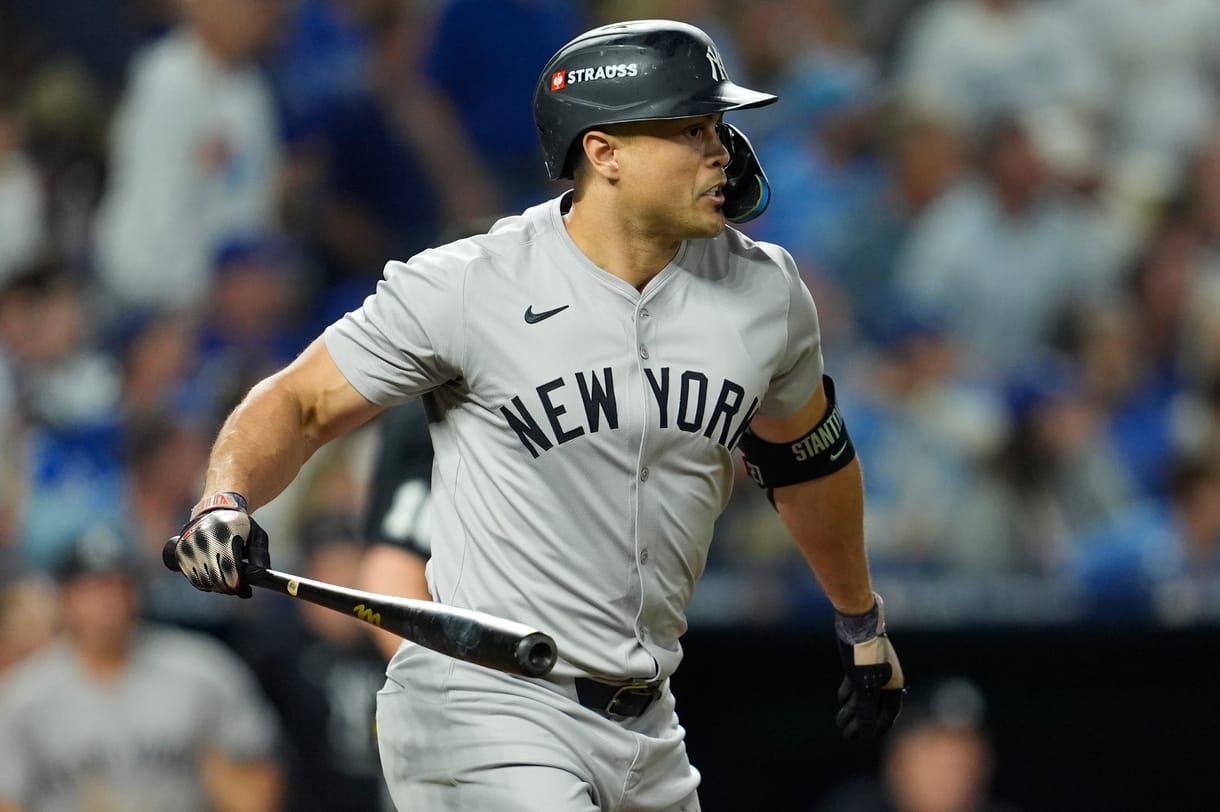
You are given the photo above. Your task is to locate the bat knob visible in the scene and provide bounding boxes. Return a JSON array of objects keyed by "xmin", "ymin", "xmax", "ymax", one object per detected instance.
[
  {"xmin": 162, "ymin": 537, "xmax": 181, "ymax": 572},
  {"xmin": 516, "ymin": 632, "xmax": 558, "ymax": 678}
]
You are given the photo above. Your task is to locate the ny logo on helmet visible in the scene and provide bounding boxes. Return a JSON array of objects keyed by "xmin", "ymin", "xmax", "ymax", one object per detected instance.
[{"xmin": 706, "ymin": 46, "xmax": 727, "ymax": 82}]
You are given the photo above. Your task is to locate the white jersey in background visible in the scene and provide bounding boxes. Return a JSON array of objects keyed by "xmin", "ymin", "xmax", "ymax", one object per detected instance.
[{"xmin": 0, "ymin": 626, "xmax": 280, "ymax": 812}]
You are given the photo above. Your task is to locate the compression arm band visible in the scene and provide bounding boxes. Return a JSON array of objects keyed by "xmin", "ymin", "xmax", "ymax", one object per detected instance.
[{"xmin": 738, "ymin": 375, "xmax": 856, "ymax": 489}]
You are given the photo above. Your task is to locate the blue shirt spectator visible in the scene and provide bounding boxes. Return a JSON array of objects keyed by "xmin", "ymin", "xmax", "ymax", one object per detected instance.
[
  {"xmin": 267, "ymin": 0, "xmax": 375, "ymax": 144},
  {"xmin": 425, "ymin": 0, "xmax": 582, "ymax": 208},
  {"xmin": 1070, "ymin": 454, "xmax": 1220, "ymax": 619}
]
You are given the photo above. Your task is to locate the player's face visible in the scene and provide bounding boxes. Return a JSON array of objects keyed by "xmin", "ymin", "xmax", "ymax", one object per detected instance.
[
  {"xmin": 613, "ymin": 115, "xmax": 731, "ymax": 240},
  {"xmin": 62, "ymin": 572, "xmax": 139, "ymax": 655}
]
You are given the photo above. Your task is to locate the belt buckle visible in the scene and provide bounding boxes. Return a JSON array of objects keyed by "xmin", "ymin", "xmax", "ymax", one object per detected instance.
[{"xmin": 604, "ymin": 682, "xmax": 654, "ymax": 719}]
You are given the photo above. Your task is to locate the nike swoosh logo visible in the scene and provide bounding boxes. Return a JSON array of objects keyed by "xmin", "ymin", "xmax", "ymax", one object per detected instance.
[
  {"xmin": 829, "ymin": 441, "xmax": 848, "ymax": 461},
  {"xmin": 524, "ymin": 304, "xmax": 570, "ymax": 324}
]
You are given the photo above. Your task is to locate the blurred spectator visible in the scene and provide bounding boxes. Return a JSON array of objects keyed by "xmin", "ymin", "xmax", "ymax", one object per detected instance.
[
  {"xmin": 730, "ymin": 0, "xmax": 886, "ymax": 275},
  {"xmin": 268, "ymin": 0, "xmax": 384, "ymax": 144},
  {"xmin": 0, "ymin": 295, "xmax": 20, "ymax": 547},
  {"xmin": 1020, "ymin": 102, "xmax": 1141, "ymax": 288},
  {"xmin": 0, "ymin": 520, "xmax": 283, "ymax": 812},
  {"xmin": 91, "ymin": 0, "xmax": 286, "ymax": 314},
  {"xmin": 1068, "ymin": 0, "xmax": 1220, "ymax": 217},
  {"xmin": 1172, "ymin": 373, "xmax": 1220, "ymax": 469},
  {"xmin": 946, "ymin": 357, "xmax": 1133, "ymax": 573},
  {"xmin": 248, "ymin": 513, "xmax": 390, "ymax": 812},
  {"xmin": 0, "ymin": 80, "xmax": 47, "ymax": 285},
  {"xmin": 309, "ymin": 4, "xmax": 500, "ymax": 303},
  {"xmin": 893, "ymin": 117, "xmax": 1103, "ymax": 375},
  {"xmin": 194, "ymin": 233, "xmax": 309, "ymax": 423},
  {"xmin": 110, "ymin": 307, "xmax": 200, "ymax": 421},
  {"xmin": 893, "ymin": 0, "xmax": 1104, "ymax": 138},
  {"xmin": 19, "ymin": 61, "xmax": 112, "ymax": 268},
  {"xmin": 0, "ymin": 387, "xmax": 17, "ymax": 546},
  {"xmin": 1172, "ymin": 267, "xmax": 1220, "ymax": 459},
  {"xmin": 823, "ymin": 103, "xmax": 966, "ymax": 330},
  {"xmin": 0, "ymin": 259, "xmax": 110, "ymax": 423},
  {"xmin": 818, "ymin": 676, "xmax": 1019, "ymax": 812},
  {"xmin": 119, "ymin": 411, "xmax": 248, "ymax": 643},
  {"xmin": 1084, "ymin": 213, "xmax": 1206, "ymax": 498},
  {"xmin": 0, "ymin": 260, "xmax": 127, "ymax": 570},
  {"xmin": 847, "ymin": 0, "xmax": 935, "ymax": 75},
  {"xmin": 1070, "ymin": 454, "xmax": 1220, "ymax": 620},
  {"xmin": 423, "ymin": 0, "xmax": 583, "ymax": 209},
  {"xmin": 0, "ymin": 561, "xmax": 57, "ymax": 680},
  {"xmin": 843, "ymin": 305, "xmax": 1005, "ymax": 571},
  {"xmin": 121, "ymin": 412, "xmax": 205, "ymax": 563},
  {"xmin": 269, "ymin": 0, "xmax": 504, "ymax": 327},
  {"xmin": 1193, "ymin": 130, "xmax": 1220, "ymax": 275}
]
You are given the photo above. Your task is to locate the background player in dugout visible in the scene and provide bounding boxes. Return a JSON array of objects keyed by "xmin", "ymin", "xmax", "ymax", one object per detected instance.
[{"xmin": 168, "ymin": 19, "xmax": 905, "ymax": 811}]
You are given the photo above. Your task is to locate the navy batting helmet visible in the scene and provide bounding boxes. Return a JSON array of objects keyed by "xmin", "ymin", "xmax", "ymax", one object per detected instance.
[{"xmin": 532, "ymin": 19, "xmax": 777, "ymax": 222}]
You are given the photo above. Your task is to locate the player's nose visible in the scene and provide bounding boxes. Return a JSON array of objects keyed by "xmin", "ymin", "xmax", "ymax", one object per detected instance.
[{"xmin": 707, "ymin": 131, "xmax": 730, "ymax": 166}]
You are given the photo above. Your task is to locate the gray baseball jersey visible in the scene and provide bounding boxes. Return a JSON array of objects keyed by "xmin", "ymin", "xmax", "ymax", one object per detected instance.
[
  {"xmin": 324, "ymin": 191, "xmax": 823, "ymax": 683},
  {"xmin": 0, "ymin": 625, "xmax": 280, "ymax": 812}
]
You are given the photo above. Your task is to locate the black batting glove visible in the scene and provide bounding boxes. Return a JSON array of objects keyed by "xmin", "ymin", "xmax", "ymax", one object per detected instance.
[
  {"xmin": 172, "ymin": 492, "xmax": 270, "ymax": 599},
  {"xmin": 834, "ymin": 592, "xmax": 905, "ymax": 740}
]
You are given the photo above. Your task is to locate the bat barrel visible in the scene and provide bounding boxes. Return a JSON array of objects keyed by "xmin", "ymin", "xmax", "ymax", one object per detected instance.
[{"xmin": 516, "ymin": 632, "xmax": 558, "ymax": 678}]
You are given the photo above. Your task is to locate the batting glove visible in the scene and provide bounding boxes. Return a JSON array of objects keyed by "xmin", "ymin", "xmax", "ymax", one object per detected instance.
[
  {"xmin": 834, "ymin": 592, "xmax": 905, "ymax": 740},
  {"xmin": 172, "ymin": 492, "xmax": 270, "ymax": 599}
]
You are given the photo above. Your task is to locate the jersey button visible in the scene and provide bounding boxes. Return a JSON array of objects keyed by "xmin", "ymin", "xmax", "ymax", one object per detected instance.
[
  {"xmin": 640, "ymin": 308, "xmax": 650, "ymax": 319},
  {"xmin": 640, "ymin": 548, "xmax": 649, "ymax": 564},
  {"xmin": 640, "ymin": 467, "xmax": 650, "ymax": 481},
  {"xmin": 639, "ymin": 344, "xmax": 649, "ymax": 360}
]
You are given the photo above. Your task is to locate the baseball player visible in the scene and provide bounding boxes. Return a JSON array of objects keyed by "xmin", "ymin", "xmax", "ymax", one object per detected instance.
[
  {"xmin": 0, "ymin": 522, "xmax": 283, "ymax": 812},
  {"xmin": 168, "ymin": 19, "xmax": 905, "ymax": 811}
]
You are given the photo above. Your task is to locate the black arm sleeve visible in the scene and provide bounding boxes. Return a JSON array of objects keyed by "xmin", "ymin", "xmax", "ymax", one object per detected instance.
[{"xmin": 362, "ymin": 400, "xmax": 435, "ymax": 558}]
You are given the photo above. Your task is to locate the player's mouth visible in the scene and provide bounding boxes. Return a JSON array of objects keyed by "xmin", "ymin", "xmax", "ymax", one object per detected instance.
[{"xmin": 701, "ymin": 184, "xmax": 725, "ymax": 204}]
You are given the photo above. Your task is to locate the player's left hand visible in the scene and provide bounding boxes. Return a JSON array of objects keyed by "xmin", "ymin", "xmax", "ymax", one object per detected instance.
[{"xmin": 834, "ymin": 593, "xmax": 905, "ymax": 740}]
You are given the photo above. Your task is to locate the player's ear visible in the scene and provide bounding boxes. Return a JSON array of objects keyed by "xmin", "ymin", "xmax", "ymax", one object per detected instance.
[{"xmin": 581, "ymin": 129, "xmax": 621, "ymax": 180}]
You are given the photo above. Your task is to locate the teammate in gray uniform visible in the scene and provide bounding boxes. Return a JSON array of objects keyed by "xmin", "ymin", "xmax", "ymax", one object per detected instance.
[
  {"xmin": 167, "ymin": 19, "xmax": 905, "ymax": 811},
  {"xmin": 0, "ymin": 522, "xmax": 282, "ymax": 812}
]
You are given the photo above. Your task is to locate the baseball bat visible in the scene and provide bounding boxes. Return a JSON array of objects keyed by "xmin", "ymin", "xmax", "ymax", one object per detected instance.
[{"xmin": 162, "ymin": 539, "xmax": 557, "ymax": 678}]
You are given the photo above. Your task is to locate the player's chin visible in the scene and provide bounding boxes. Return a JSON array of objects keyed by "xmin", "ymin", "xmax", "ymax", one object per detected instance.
[{"xmin": 692, "ymin": 202, "xmax": 727, "ymax": 237}]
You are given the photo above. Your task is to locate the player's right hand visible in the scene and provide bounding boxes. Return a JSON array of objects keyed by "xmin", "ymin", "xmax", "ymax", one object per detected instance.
[{"xmin": 171, "ymin": 492, "xmax": 269, "ymax": 599}]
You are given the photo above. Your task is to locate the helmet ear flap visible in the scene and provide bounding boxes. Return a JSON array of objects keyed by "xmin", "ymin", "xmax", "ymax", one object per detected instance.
[{"xmin": 719, "ymin": 123, "xmax": 770, "ymax": 224}]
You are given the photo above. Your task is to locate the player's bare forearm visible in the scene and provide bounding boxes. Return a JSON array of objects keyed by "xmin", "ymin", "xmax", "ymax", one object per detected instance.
[
  {"xmin": 358, "ymin": 544, "xmax": 432, "ymax": 659},
  {"xmin": 773, "ymin": 457, "xmax": 874, "ymax": 615},
  {"xmin": 203, "ymin": 378, "xmax": 318, "ymax": 510},
  {"xmin": 202, "ymin": 338, "xmax": 385, "ymax": 510},
  {"xmin": 750, "ymin": 383, "xmax": 876, "ymax": 615},
  {"xmin": 201, "ymin": 751, "xmax": 283, "ymax": 812}
]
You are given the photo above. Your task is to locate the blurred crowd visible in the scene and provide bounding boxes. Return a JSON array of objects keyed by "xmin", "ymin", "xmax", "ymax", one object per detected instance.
[
  {"xmin": 1, "ymin": 0, "xmax": 1218, "ymax": 809},
  {"xmin": 0, "ymin": 0, "xmax": 1218, "ymax": 633}
]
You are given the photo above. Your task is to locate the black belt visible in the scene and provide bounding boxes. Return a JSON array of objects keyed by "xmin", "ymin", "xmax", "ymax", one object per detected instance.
[{"xmin": 574, "ymin": 678, "xmax": 664, "ymax": 719}]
